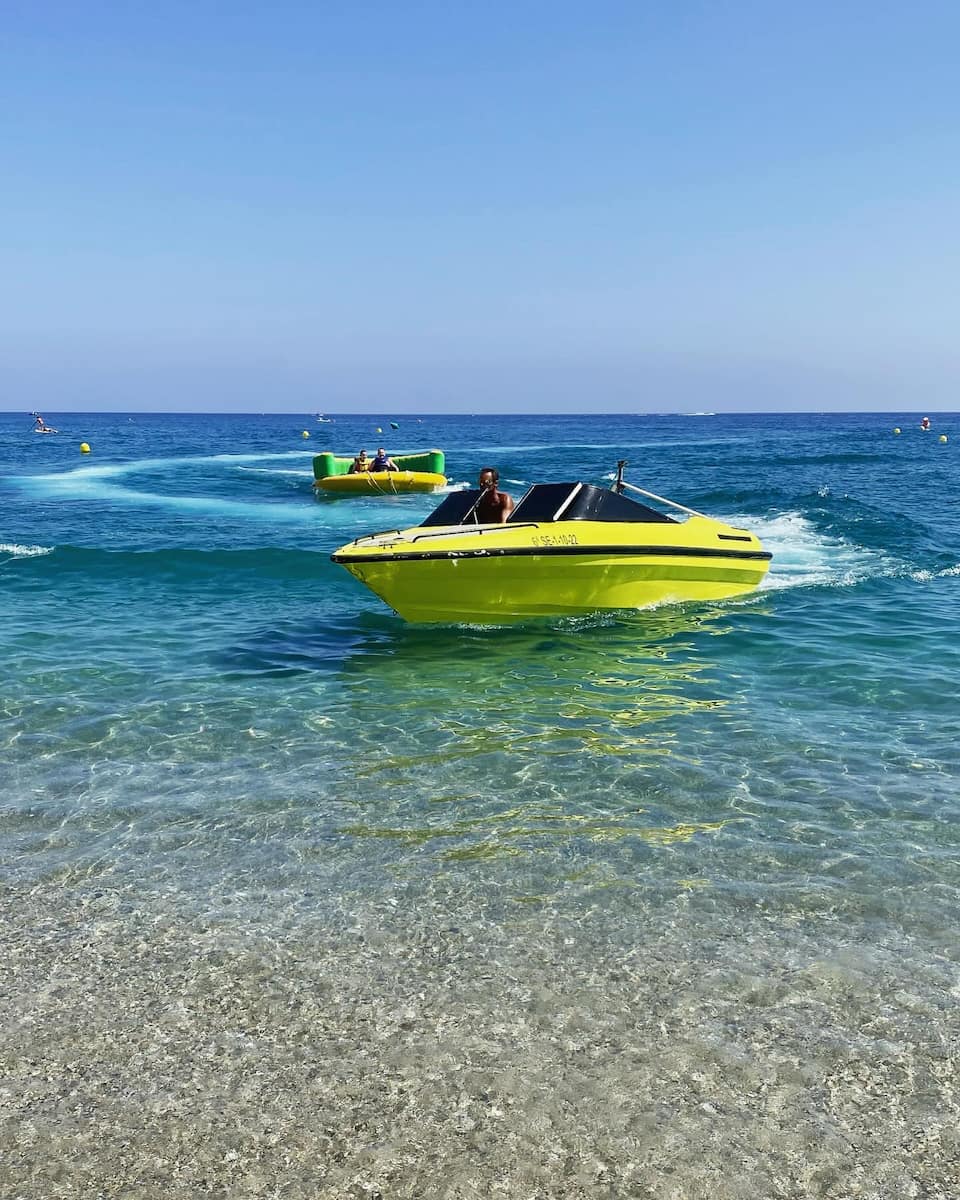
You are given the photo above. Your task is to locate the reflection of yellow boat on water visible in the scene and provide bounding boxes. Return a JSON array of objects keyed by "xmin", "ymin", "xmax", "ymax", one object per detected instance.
[
  {"xmin": 332, "ymin": 467, "xmax": 771, "ymax": 623},
  {"xmin": 313, "ymin": 450, "xmax": 446, "ymax": 495}
]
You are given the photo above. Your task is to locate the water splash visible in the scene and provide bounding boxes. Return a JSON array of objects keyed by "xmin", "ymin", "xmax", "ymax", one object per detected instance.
[
  {"xmin": 0, "ymin": 542, "xmax": 54, "ymax": 560},
  {"xmin": 745, "ymin": 510, "xmax": 902, "ymax": 591}
]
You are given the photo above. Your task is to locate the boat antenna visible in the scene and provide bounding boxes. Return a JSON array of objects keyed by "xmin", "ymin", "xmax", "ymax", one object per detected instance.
[{"xmin": 614, "ymin": 460, "xmax": 627, "ymax": 494}]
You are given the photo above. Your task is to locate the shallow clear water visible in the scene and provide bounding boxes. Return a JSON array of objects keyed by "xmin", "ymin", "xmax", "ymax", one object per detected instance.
[{"xmin": 2, "ymin": 410, "xmax": 959, "ymax": 1196}]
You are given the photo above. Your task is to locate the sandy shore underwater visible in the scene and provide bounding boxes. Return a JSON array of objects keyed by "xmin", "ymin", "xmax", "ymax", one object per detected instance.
[{"xmin": 3, "ymin": 874, "xmax": 958, "ymax": 1200}]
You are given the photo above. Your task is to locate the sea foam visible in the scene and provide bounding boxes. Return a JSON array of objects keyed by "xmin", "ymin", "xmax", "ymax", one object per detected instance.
[{"xmin": 0, "ymin": 542, "xmax": 54, "ymax": 559}]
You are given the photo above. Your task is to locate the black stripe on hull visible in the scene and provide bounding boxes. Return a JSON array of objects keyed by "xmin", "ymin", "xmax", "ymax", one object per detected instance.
[{"xmin": 332, "ymin": 544, "xmax": 773, "ymax": 566}]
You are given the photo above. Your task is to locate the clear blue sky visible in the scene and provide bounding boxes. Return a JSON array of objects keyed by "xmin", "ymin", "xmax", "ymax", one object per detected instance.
[{"xmin": 3, "ymin": 1, "xmax": 959, "ymax": 412}]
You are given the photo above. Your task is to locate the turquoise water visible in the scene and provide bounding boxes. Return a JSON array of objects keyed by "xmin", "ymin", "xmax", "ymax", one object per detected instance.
[{"xmin": 3, "ymin": 411, "xmax": 959, "ymax": 1196}]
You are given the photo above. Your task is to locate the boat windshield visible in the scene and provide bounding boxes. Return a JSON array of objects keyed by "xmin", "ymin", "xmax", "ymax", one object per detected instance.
[
  {"xmin": 507, "ymin": 483, "xmax": 675, "ymax": 524},
  {"xmin": 420, "ymin": 483, "xmax": 676, "ymax": 527},
  {"xmin": 419, "ymin": 489, "xmax": 483, "ymax": 527}
]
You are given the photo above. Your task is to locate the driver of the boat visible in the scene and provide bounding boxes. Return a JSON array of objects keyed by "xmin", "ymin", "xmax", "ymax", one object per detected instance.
[
  {"xmin": 476, "ymin": 467, "xmax": 514, "ymax": 523},
  {"xmin": 349, "ymin": 449, "xmax": 369, "ymax": 473}
]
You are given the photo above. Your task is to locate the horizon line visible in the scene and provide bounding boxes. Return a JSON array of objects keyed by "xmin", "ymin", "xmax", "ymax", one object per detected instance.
[{"xmin": 3, "ymin": 408, "xmax": 957, "ymax": 417}]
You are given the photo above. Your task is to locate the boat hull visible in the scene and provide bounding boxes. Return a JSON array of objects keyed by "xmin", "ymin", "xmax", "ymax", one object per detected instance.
[{"xmin": 333, "ymin": 516, "xmax": 771, "ymax": 622}]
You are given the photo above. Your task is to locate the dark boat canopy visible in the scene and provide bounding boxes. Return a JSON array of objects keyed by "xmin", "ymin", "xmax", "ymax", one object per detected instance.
[
  {"xmin": 421, "ymin": 482, "xmax": 676, "ymax": 528},
  {"xmin": 509, "ymin": 482, "xmax": 676, "ymax": 524},
  {"xmin": 420, "ymin": 489, "xmax": 485, "ymax": 527}
]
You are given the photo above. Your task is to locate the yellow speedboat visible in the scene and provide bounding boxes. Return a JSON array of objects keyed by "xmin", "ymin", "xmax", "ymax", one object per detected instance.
[
  {"xmin": 332, "ymin": 474, "xmax": 771, "ymax": 623},
  {"xmin": 313, "ymin": 449, "xmax": 446, "ymax": 495}
]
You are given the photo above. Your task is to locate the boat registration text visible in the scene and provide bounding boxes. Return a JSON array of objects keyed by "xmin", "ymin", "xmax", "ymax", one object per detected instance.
[{"xmin": 532, "ymin": 532, "xmax": 579, "ymax": 547}]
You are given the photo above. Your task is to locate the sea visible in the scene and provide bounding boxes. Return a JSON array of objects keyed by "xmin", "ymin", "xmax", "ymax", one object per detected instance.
[{"xmin": 2, "ymin": 410, "xmax": 958, "ymax": 1198}]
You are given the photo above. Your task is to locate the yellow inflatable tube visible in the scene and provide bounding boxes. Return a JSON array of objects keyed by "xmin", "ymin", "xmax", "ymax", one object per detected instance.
[
  {"xmin": 313, "ymin": 449, "xmax": 446, "ymax": 495},
  {"xmin": 319, "ymin": 470, "xmax": 447, "ymax": 495}
]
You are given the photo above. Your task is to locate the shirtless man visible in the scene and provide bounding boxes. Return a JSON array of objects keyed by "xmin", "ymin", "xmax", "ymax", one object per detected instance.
[{"xmin": 475, "ymin": 467, "xmax": 514, "ymax": 523}]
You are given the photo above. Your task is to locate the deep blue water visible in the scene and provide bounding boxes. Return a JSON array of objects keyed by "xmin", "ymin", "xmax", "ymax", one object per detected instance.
[{"xmin": 2, "ymin": 410, "xmax": 959, "ymax": 1193}]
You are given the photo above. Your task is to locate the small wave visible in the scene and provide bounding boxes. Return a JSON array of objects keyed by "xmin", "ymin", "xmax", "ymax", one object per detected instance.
[
  {"xmin": 20, "ymin": 449, "xmax": 317, "ymax": 486},
  {"xmin": 765, "ymin": 452, "xmax": 891, "ymax": 467},
  {"xmin": 204, "ymin": 451, "xmax": 318, "ymax": 465},
  {"xmin": 458, "ymin": 438, "xmax": 749, "ymax": 455},
  {"xmin": 19, "ymin": 544, "xmax": 337, "ymax": 583},
  {"xmin": 16, "ymin": 472, "xmax": 325, "ymax": 524},
  {"xmin": 738, "ymin": 511, "xmax": 901, "ymax": 593},
  {"xmin": 0, "ymin": 542, "xmax": 54, "ymax": 559},
  {"xmin": 237, "ymin": 467, "xmax": 315, "ymax": 478}
]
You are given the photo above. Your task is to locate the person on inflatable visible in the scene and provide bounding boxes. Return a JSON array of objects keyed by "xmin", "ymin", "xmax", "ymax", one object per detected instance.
[
  {"xmin": 349, "ymin": 449, "xmax": 369, "ymax": 473},
  {"xmin": 370, "ymin": 447, "xmax": 399, "ymax": 471}
]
